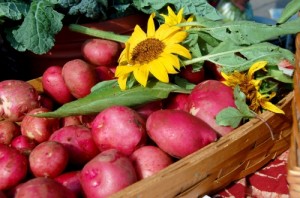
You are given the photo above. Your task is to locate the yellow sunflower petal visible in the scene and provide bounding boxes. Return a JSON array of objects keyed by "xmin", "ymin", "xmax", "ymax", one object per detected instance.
[
  {"xmin": 161, "ymin": 53, "xmax": 180, "ymax": 70},
  {"xmin": 260, "ymin": 101, "xmax": 285, "ymax": 114},
  {"xmin": 155, "ymin": 24, "xmax": 181, "ymax": 41},
  {"xmin": 164, "ymin": 43, "xmax": 191, "ymax": 59},
  {"xmin": 133, "ymin": 64, "xmax": 149, "ymax": 87},
  {"xmin": 115, "ymin": 65, "xmax": 135, "ymax": 77},
  {"xmin": 163, "ymin": 31, "xmax": 188, "ymax": 44},
  {"xmin": 129, "ymin": 25, "xmax": 147, "ymax": 48},
  {"xmin": 158, "ymin": 55, "xmax": 179, "ymax": 74},
  {"xmin": 248, "ymin": 61, "xmax": 268, "ymax": 79},
  {"xmin": 177, "ymin": 8, "xmax": 184, "ymax": 23},
  {"xmin": 117, "ymin": 74, "xmax": 129, "ymax": 90},
  {"xmin": 147, "ymin": 13, "xmax": 156, "ymax": 37},
  {"xmin": 250, "ymin": 79, "xmax": 262, "ymax": 90},
  {"xmin": 149, "ymin": 60, "xmax": 169, "ymax": 83}
]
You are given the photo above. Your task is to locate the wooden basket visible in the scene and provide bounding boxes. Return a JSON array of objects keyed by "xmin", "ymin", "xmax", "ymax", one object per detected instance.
[
  {"xmin": 287, "ymin": 33, "xmax": 300, "ymax": 197},
  {"xmin": 28, "ymin": 79, "xmax": 293, "ymax": 197}
]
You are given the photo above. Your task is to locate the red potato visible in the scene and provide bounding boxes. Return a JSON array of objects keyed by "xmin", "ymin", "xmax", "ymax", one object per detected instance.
[
  {"xmin": 55, "ymin": 171, "xmax": 83, "ymax": 197},
  {"xmin": 62, "ymin": 59, "xmax": 99, "ymax": 99},
  {"xmin": 29, "ymin": 141, "xmax": 69, "ymax": 178},
  {"xmin": 0, "ymin": 80, "xmax": 40, "ymax": 122},
  {"xmin": 61, "ymin": 116, "xmax": 82, "ymax": 127},
  {"xmin": 81, "ymin": 38, "xmax": 121, "ymax": 66},
  {"xmin": 163, "ymin": 93, "xmax": 189, "ymax": 111},
  {"xmin": 49, "ymin": 125, "xmax": 99, "ymax": 166},
  {"xmin": 179, "ymin": 65, "xmax": 205, "ymax": 84},
  {"xmin": 21, "ymin": 107, "xmax": 60, "ymax": 143},
  {"xmin": 80, "ymin": 149, "xmax": 137, "ymax": 198},
  {"xmin": 0, "ymin": 120, "xmax": 21, "ymax": 145},
  {"xmin": 187, "ymin": 80, "xmax": 236, "ymax": 136},
  {"xmin": 11, "ymin": 135, "xmax": 38, "ymax": 156},
  {"xmin": 134, "ymin": 100, "xmax": 163, "ymax": 120},
  {"xmin": 38, "ymin": 93, "xmax": 55, "ymax": 110},
  {"xmin": 146, "ymin": 109, "xmax": 217, "ymax": 159},
  {"xmin": 95, "ymin": 65, "xmax": 115, "ymax": 81},
  {"xmin": 130, "ymin": 145, "xmax": 173, "ymax": 179},
  {"xmin": 42, "ymin": 66, "xmax": 75, "ymax": 105},
  {"xmin": 14, "ymin": 177, "xmax": 76, "ymax": 198},
  {"xmin": 91, "ymin": 105, "xmax": 147, "ymax": 156},
  {"xmin": 0, "ymin": 144, "xmax": 28, "ymax": 191}
]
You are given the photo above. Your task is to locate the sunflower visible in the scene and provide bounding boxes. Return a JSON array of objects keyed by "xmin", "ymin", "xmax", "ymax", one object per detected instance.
[
  {"xmin": 221, "ymin": 61, "xmax": 284, "ymax": 114},
  {"xmin": 115, "ymin": 13, "xmax": 192, "ymax": 90},
  {"xmin": 160, "ymin": 6, "xmax": 194, "ymax": 30}
]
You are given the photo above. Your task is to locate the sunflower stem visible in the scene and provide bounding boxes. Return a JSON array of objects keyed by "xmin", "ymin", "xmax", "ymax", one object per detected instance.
[{"xmin": 69, "ymin": 24, "xmax": 129, "ymax": 43}]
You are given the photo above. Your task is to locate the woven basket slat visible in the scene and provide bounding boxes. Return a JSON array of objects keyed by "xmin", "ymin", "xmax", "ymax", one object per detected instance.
[{"xmin": 288, "ymin": 31, "xmax": 300, "ymax": 197}]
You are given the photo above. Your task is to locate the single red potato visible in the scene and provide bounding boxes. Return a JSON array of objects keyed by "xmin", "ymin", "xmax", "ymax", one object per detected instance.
[
  {"xmin": 21, "ymin": 107, "xmax": 60, "ymax": 143},
  {"xmin": 61, "ymin": 116, "xmax": 82, "ymax": 127},
  {"xmin": 62, "ymin": 59, "xmax": 99, "ymax": 99},
  {"xmin": 163, "ymin": 93, "xmax": 189, "ymax": 111},
  {"xmin": 55, "ymin": 171, "xmax": 83, "ymax": 197},
  {"xmin": 49, "ymin": 125, "xmax": 99, "ymax": 166},
  {"xmin": 42, "ymin": 66, "xmax": 75, "ymax": 105},
  {"xmin": 91, "ymin": 105, "xmax": 147, "ymax": 156},
  {"xmin": 81, "ymin": 38, "xmax": 121, "ymax": 66},
  {"xmin": 14, "ymin": 177, "xmax": 76, "ymax": 198},
  {"xmin": 95, "ymin": 65, "xmax": 115, "ymax": 81},
  {"xmin": 0, "ymin": 80, "xmax": 40, "ymax": 122},
  {"xmin": 80, "ymin": 149, "xmax": 138, "ymax": 198},
  {"xmin": 130, "ymin": 145, "xmax": 173, "ymax": 179},
  {"xmin": 0, "ymin": 120, "xmax": 21, "ymax": 145},
  {"xmin": 29, "ymin": 141, "xmax": 69, "ymax": 178},
  {"xmin": 0, "ymin": 144, "xmax": 28, "ymax": 191},
  {"xmin": 179, "ymin": 65, "xmax": 205, "ymax": 84},
  {"xmin": 146, "ymin": 109, "xmax": 217, "ymax": 159},
  {"xmin": 11, "ymin": 135, "xmax": 38, "ymax": 156},
  {"xmin": 134, "ymin": 100, "xmax": 163, "ymax": 120},
  {"xmin": 187, "ymin": 80, "xmax": 236, "ymax": 136}
]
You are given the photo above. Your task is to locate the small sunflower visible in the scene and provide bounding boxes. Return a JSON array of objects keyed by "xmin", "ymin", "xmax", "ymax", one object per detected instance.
[
  {"xmin": 115, "ymin": 13, "xmax": 192, "ymax": 90},
  {"xmin": 160, "ymin": 6, "xmax": 194, "ymax": 30},
  {"xmin": 221, "ymin": 61, "xmax": 284, "ymax": 114}
]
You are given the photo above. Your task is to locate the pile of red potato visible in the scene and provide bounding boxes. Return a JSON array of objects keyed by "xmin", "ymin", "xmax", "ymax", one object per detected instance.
[{"xmin": 0, "ymin": 38, "xmax": 237, "ymax": 198}]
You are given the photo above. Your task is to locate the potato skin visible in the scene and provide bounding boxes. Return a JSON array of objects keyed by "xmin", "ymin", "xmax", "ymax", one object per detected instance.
[
  {"xmin": 81, "ymin": 38, "xmax": 121, "ymax": 66},
  {"xmin": 146, "ymin": 109, "xmax": 217, "ymax": 159},
  {"xmin": 187, "ymin": 80, "xmax": 236, "ymax": 136},
  {"xmin": 0, "ymin": 144, "xmax": 28, "ymax": 191},
  {"xmin": 62, "ymin": 59, "xmax": 98, "ymax": 99},
  {"xmin": 42, "ymin": 66, "xmax": 75, "ymax": 105},
  {"xmin": 0, "ymin": 80, "xmax": 40, "ymax": 122},
  {"xmin": 80, "ymin": 149, "xmax": 137, "ymax": 198},
  {"xmin": 130, "ymin": 145, "xmax": 173, "ymax": 179},
  {"xmin": 91, "ymin": 105, "xmax": 147, "ymax": 156}
]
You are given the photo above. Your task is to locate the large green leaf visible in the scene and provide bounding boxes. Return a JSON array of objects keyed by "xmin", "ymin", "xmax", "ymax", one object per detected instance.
[
  {"xmin": 184, "ymin": 41, "xmax": 294, "ymax": 73},
  {"xmin": 132, "ymin": 0, "xmax": 222, "ymax": 21},
  {"xmin": 11, "ymin": 0, "xmax": 64, "ymax": 54},
  {"xmin": 193, "ymin": 17, "xmax": 300, "ymax": 45},
  {"xmin": 277, "ymin": 0, "xmax": 300, "ymax": 24},
  {"xmin": 0, "ymin": 1, "xmax": 28, "ymax": 22},
  {"xmin": 36, "ymin": 80, "xmax": 191, "ymax": 118}
]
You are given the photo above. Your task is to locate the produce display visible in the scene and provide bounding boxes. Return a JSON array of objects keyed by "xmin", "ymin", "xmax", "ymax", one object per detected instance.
[{"xmin": 0, "ymin": 0, "xmax": 300, "ymax": 197}]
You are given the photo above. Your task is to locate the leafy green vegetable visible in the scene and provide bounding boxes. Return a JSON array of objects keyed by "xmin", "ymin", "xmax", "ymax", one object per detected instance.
[
  {"xmin": 132, "ymin": 0, "xmax": 223, "ymax": 22},
  {"xmin": 35, "ymin": 80, "xmax": 191, "ymax": 118},
  {"xmin": 216, "ymin": 86, "xmax": 255, "ymax": 128},
  {"xmin": 190, "ymin": 17, "xmax": 300, "ymax": 45},
  {"xmin": 0, "ymin": 1, "xmax": 28, "ymax": 23},
  {"xmin": 277, "ymin": 0, "xmax": 300, "ymax": 24},
  {"xmin": 7, "ymin": 1, "xmax": 64, "ymax": 54},
  {"xmin": 184, "ymin": 41, "xmax": 295, "ymax": 73}
]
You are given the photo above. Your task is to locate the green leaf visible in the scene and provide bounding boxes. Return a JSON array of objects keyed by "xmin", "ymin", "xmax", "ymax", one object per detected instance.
[
  {"xmin": 11, "ymin": 0, "xmax": 64, "ymax": 54},
  {"xmin": 35, "ymin": 80, "xmax": 191, "ymax": 118},
  {"xmin": 277, "ymin": 0, "xmax": 300, "ymax": 24},
  {"xmin": 267, "ymin": 69, "xmax": 293, "ymax": 84},
  {"xmin": 0, "ymin": 1, "xmax": 29, "ymax": 22},
  {"xmin": 216, "ymin": 86, "xmax": 255, "ymax": 128},
  {"xmin": 215, "ymin": 107, "xmax": 243, "ymax": 128},
  {"xmin": 132, "ymin": 0, "xmax": 222, "ymax": 21},
  {"xmin": 198, "ymin": 17, "xmax": 300, "ymax": 45},
  {"xmin": 184, "ymin": 41, "xmax": 295, "ymax": 73}
]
